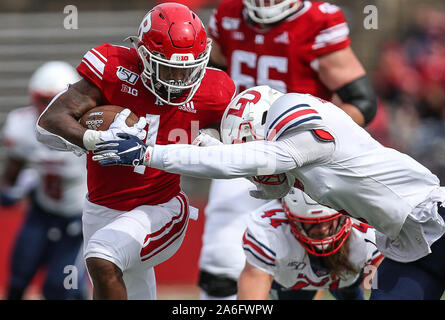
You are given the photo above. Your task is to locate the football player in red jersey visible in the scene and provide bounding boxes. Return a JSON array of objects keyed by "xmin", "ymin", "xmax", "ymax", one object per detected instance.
[
  {"xmin": 209, "ymin": 0, "xmax": 376, "ymax": 126},
  {"xmin": 197, "ymin": 0, "xmax": 378, "ymax": 300},
  {"xmin": 36, "ymin": 3, "xmax": 236, "ymax": 299}
]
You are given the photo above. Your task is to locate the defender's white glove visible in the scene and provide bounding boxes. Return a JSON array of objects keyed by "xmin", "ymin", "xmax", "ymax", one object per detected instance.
[
  {"xmin": 192, "ymin": 132, "xmax": 223, "ymax": 147},
  {"xmin": 83, "ymin": 108, "xmax": 147, "ymax": 150},
  {"xmin": 192, "ymin": 128, "xmax": 222, "ymax": 147}
]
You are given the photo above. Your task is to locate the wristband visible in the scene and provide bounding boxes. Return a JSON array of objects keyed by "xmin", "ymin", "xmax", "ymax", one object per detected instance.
[{"xmin": 82, "ymin": 129, "xmax": 102, "ymax": 150}]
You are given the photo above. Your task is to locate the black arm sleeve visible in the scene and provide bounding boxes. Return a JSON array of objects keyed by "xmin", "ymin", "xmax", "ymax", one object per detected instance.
[{"xmin": 335, "ymin": 75, "xmax": 378, "ymax": 126}]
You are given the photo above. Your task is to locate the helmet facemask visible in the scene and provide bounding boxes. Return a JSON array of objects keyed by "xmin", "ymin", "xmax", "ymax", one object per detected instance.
[
  {"xmin": 243, "ymin": 0, "xmax": 301, "ymax": 24},
  {"xmin": 230, "ymin": 104, "xmax": 268, "ymax": 144},
  {"xmin": 136, "ymin": 40, "xmax": 211, "ymax": 105},
  {"xmin": 282, "ymin": 198, "xmax": 352, "ymax": 257}
]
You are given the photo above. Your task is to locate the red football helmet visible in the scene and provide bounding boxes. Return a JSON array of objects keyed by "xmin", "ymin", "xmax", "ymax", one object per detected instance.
[
  {"xmin": 282, "ymin": 188, "xmax": 352, "ymax": 257},
  {"xmin": 128, "ymin": 3, "xmax": 211, "ymax": 105}
]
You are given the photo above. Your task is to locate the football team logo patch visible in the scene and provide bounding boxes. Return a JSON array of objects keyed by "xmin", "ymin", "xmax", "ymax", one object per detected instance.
[{"xmin": 116, "ymin": 66, "xmax": 139, "ymax": 85}]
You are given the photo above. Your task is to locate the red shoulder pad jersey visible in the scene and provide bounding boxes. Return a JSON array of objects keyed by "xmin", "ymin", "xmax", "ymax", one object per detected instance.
[
  {"xmin": 77, "ymin": 43, "xmax": 236, "ymax": 211},
  {"xmin": 208, "ymin": 0, "xmax": 350, "ymax": 99}
]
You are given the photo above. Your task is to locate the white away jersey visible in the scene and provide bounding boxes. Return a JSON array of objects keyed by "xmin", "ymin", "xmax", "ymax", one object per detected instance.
[
  {"xmin": 264, "ymin": 93, "xmax": 440, "ymax": 239},
  {"xmin": 2, "ymin": 106, "xmax": 87, "ymax": 216},
  {"xmin": 243, "ymin": 200, "xmax": 382, "ymax": 290},
  {"xmin": 150, "ymin": 92, "xmax": 445, "ymax": 261}
]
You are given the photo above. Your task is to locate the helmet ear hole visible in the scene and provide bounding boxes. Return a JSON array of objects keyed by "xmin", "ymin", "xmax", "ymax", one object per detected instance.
[{"xmin": 261, "ymin": 111, "xmax": 268, "ymax": 125}]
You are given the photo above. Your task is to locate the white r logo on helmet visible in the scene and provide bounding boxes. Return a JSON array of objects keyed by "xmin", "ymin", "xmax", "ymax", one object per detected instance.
[{"xmin": 138, "ymin": 12, "xmax": 152, "ymax": 40}]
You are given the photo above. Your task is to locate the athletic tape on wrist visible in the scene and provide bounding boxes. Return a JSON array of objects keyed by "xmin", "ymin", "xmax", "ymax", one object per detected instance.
[{"xmin": 82, "ymin": 129, "xmax": 102, "ymax": 150}]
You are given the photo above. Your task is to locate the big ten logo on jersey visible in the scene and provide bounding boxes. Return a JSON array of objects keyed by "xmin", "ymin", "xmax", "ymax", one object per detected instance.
[
  {"xmin": 121, "ymin": 84, "xmax": 138, "ymax": 97},
  {"xmin": 116, "ymin": 66, "xmax": 139, "ymax": 85}
]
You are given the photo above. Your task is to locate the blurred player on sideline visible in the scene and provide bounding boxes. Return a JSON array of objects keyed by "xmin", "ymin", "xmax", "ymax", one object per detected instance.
[
  {"xmin": 0, "ymin": 61, "xmax": 88, "ymax": 300},
  {"xmin": 238, "ymin": 188, "xmax": 383, "ymax": 300},
  {"xmin": 198, "ymin": 0, "xmax": 377, "ymax": 299},
  {"xmin": 93, "ymin": 86, "xmax": 445, "ymax": 299},
  {"xmin": 36, "ymin": 3, "xmax": 235, "ymax": 299}
]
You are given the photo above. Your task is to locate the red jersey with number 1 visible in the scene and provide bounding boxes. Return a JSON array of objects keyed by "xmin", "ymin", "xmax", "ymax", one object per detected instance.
[
  {"xmin": 77, "ymin": 43, "xmax": 236, "ymax": 211},
  {"xmin": 208, "ymin": 0, "xmax": 350, "ymax": 99}
]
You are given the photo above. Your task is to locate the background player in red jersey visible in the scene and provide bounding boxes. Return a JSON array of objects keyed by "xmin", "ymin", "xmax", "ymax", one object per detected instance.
[
  {"xmin": 197, "ymin": 0, "xmax": 378, "ymax": 300},
  {"xmin": 36, "ymin": 3, "xmax": 236, "ymax": 299},
  {"xmin": 209, "ymin": 0, "xmax": 376, "ymax": 126}
]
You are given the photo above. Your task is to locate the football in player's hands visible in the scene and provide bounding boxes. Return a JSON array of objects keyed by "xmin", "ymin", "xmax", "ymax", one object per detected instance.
[{"xmin": 79, "ymin": 105, "xmax": 139, "ymax": 131}]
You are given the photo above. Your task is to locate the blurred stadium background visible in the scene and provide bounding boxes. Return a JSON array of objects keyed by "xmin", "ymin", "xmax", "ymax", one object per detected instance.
[{"xmin": 1, "ymin": 0, "xmax": 445, "ymax": 299}]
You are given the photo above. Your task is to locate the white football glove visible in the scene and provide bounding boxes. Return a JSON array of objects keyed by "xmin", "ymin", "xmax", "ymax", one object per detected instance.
[
  {"xmin": 83, "ymin": 108, "xmax": 147, "ymax": 150},
  {"xmin": 100, "ymin": 108, "xmax": 147, "ymax": 141},
  {"xmin": 192, "ymin": 128, "xmax": 222, "ymax": 147}
]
